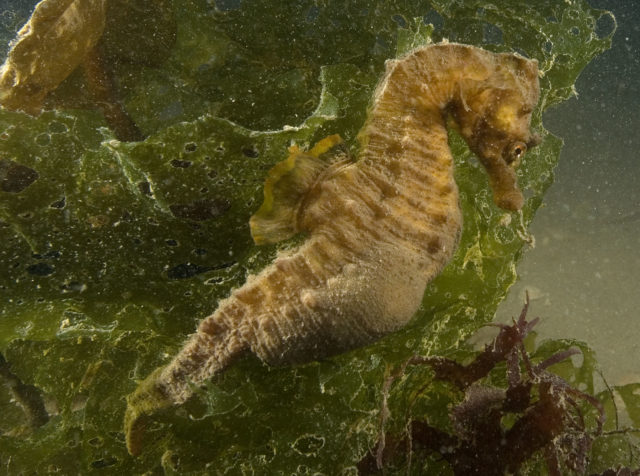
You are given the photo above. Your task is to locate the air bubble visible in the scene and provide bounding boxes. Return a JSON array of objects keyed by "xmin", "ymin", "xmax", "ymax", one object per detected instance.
[
  {"xmin": 27, "ymin": 263, "xmax": 55, "ymax": 276},
  {"xmin": 50, "ymin": 196, "xmax": 66, "ymax": 209},
  {"xmin": 392, "ymin": 14, "xmax": 407, "ymax": 28},
  {"xmin": 170, "ymin": 159, "xmax": 192, "ymax": 168},
  {"xmin": 493, "ymin": 226, "xmax": 515, "ymax": 245},
  {"xmin": 88, "ymin": 436, "xmax": 103, "ymax": 447},
  {"xmin": 242, "ymin": 146, "xmax": 259, "ymax": 158},
  {"xmin": 35, "ymin": 133, "xmax": 51, "ymax": 146},
  {"xmin": 595, "ymin": 12, "xmax": 616, "ymax": 39},
  {"xmin": 90, "ymin": 457, "xmax": 117, "ymax": 469},
  {"xmin": 0, "ymin": 11, "xmax": 15, "ymax": 28},
  {"xmin": 292, "ymin": 434, "xmax": 325, "ymax": 456},
  {"xmin": 49, "ymin": 121, "xmax": 68, "ymax": 134}
]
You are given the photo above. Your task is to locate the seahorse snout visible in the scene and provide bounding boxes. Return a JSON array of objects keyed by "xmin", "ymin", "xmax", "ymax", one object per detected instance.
[
  {"xmin": 494, "ymin": 188, "xmax": 523, "ymax": 211},
  {"xmin": 484, "ymin": 159, "xmax": 524, "ymax": 211}
]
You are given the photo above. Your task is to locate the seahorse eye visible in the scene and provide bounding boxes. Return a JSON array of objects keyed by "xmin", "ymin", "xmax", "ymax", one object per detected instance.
[{"xmin": 506, "ymin": 141, "xmax": 527, "ymax": 166}]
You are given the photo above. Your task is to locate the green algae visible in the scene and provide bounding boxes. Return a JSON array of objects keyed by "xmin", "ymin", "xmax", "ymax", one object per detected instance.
[{"xmin": 0, "ymin": 0, "xmax": 628, "ymax": 473}]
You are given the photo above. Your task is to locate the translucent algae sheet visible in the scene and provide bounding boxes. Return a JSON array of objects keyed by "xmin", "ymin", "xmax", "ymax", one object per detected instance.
[{"xmin": 0, "ymin": 0, "xmax": 628, "ymax": 474}]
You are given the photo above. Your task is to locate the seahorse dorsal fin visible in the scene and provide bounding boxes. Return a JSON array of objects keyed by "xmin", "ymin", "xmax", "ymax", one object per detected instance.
[{"xmin": 250, "ymin": 134, "xmax": 347, "ymax": 245}]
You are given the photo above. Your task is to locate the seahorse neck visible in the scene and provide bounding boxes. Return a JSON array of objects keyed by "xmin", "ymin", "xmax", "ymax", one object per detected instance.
[
  {"xmin": 357, "ymin": 63, "xmax": 455, "ymax": 181},
  {"xmin": 348, "ymin": 46, "xmax": 469, "ymax": 261},
  {"xmin": 356, "ymin": 44, "xmax": 483, "ymax": 175}
]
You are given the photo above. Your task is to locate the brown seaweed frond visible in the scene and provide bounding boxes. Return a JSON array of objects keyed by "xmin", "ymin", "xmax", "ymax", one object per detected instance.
[
  {"xmin": 0, "ymin": 0, "xmax": 176, "ymax": 141},
  {"xmin": 0, "ymin": 0, "xmax": 108, "ymax": 114}
]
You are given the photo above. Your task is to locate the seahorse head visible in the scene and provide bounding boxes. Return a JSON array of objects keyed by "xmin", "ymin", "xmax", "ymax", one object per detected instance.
[{"xmin": 450, "ymin": 51, "xmax": 540, "ymax": 211}]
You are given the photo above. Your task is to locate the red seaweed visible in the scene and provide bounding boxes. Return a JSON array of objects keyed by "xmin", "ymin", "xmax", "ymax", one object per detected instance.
[{"xmin": 358, "ymin": 295, "xmax": 619, "ymax": 475}]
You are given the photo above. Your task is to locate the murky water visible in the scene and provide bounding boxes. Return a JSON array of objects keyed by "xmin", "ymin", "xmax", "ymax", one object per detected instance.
[{"xmin": 497, "ymin": 0, "xmax": 640, "ymax": 386}]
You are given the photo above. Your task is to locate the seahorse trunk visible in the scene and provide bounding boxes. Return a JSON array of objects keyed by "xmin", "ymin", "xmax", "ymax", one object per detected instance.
[{"xmin": 125, "ymin": 43, "xmax": 540, "ymax": 455}]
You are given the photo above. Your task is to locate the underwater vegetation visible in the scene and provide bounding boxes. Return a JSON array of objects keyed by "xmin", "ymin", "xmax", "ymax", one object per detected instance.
[
  {"xmin": 358, "ymin": 297, "xmax": 639, "ymax": 475},
  {"xmin": 0, "ymin": 0, "xmax": 636, "ymax": 474},
  {"xmin": 124, "ymin": 42, "xmax": 541, "ymax": 456}
]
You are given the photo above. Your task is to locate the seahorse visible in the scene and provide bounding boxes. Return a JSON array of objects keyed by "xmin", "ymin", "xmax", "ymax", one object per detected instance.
[{"xmin": 124, "ymin": 42, "xmax": 540, "ymax": 455}]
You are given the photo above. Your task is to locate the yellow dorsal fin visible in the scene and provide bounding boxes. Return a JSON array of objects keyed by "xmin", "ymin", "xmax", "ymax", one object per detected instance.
[{"xmin": 250, "ymin": 135, "xmax": 348, "ymax": 245}]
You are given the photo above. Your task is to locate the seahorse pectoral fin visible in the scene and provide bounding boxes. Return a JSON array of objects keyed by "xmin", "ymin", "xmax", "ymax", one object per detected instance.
[
  {"xmin": 249, "ymin": 134, "xmax": 349, "ymax": 244},
  {"xmin": 124, "ymin": 368, "xmax": 174, "ymax": 456}
]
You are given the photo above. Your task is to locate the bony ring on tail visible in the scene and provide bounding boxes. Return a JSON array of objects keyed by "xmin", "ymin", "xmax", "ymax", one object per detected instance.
[{"xmin": 124, "ymin": 42, "xmax": 541, "ymax": 456}]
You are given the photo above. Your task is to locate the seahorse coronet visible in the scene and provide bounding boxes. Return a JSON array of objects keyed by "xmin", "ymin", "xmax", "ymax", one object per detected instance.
[{"xmin": 124, "ymin": 42, "xmax": 540, "ymax": 456}]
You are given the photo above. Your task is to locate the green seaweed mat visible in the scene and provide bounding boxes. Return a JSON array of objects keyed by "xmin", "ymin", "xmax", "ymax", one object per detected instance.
[{"xmin": 0, "ymin": 0, "xmax": 620, "ymax": 474}]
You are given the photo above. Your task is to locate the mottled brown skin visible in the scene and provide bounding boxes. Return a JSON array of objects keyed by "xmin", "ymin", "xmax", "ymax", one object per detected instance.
[{"xmin": 124, "ymin": 43, "xmax": 540, "ymax": 455}]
